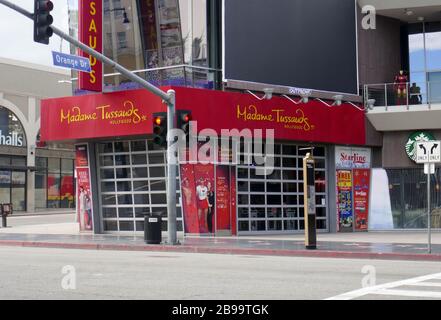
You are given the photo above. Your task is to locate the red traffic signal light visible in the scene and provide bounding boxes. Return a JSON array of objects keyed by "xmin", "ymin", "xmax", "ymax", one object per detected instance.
[
  {"xmin": 182, "ymin": 113, "xmax": 191, "ymax": 123},
  {"xmin": 177, "ymin": 110, "xmax": 192, "ymax": 131},
  {"xmin": 154, "ymin": 116, "xmax": 163, "ymax": 126},
  {"xmin": 152, "ymin": 112, "xmax": 167, "ymax": 148}
]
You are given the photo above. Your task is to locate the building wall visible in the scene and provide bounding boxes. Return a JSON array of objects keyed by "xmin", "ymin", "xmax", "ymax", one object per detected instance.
[
  {"xmin": 358, "ymin": 11, "xmax": 403, "ymax": 85},
  {"xmin": 0, "ymin": 58, "xmax": 74, "ymax": 213},
  {"xmin": 382, "ymin": 130, "xmax": 441, "ymax": 169}
]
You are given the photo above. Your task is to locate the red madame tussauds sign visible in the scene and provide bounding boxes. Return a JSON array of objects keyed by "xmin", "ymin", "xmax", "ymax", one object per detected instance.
[
  {"xmin": 78, "ymin": 0, "xmax": 102, "ymax": 92},
  {"xmin": 41, "ymin": 86, "xmax": 366, "ymax": 146}
]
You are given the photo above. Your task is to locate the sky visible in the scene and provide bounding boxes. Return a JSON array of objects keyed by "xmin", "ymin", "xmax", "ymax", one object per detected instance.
[{"xmin": 0, "ymin": 0, "xmax": 70, "ymax": 66}]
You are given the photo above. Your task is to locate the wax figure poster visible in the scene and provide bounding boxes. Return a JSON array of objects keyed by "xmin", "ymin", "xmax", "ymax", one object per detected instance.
[
  {"xmin": 180, "ymin": 163, "xmax": 214, "ymax": 234},
  {"xmin": 336, "ymin": 170, "xmax": 353, "ymax": 232},
  {"xmin": 215, "ymin": 165, "xmax": 231, "ymax": 232},
  {"xmin": 353, "ymin": 169, "xmax": 371, "ymax": 231},
  {"xmin": 180, "ymin": 154, "xmax": 236, "ymax": 235},
  {"xmin": 75, "ymin": 145, "xmax": 93, "ymax": 232}
]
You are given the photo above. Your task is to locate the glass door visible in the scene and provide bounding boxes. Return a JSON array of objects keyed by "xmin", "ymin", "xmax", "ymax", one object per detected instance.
[
  {"xmin": 0, "ymin": 170, "xmax": 10, "ymax": 204},
  {"xmin": 11, "ymin": 171, "xmax": 26, "ymax": 211}
]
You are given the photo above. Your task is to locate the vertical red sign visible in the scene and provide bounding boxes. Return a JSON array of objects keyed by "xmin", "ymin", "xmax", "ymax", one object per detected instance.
[
  {"xmin": 79, "ymin": 0, "xmax": 103, "ymax": 92},
  {"xmin": 353, "ymin": 169, "xmax": 371, "ymax": 231},
  {"xmin": 75, "ymin": 145, "xmax": 94, "ymax": 232},
  {"xmin": 215, "ymin": 165, "xmax": 231, "ymax": 232}
]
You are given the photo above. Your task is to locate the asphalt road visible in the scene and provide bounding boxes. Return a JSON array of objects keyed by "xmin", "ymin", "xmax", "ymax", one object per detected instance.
[{"xmin": 0, "ymin": 246, "xmax": 440, "ymax": 300}]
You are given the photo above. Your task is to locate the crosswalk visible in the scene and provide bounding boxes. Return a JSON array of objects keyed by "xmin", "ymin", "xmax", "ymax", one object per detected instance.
[{"xmin": 326, "ymin": 272, "xmax": 441, "ymax": 300}]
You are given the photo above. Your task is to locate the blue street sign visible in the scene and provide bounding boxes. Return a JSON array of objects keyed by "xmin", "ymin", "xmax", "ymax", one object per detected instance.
[{"xmin": 52, "ymin": 51, "xmax": 91, "ymax": 73}]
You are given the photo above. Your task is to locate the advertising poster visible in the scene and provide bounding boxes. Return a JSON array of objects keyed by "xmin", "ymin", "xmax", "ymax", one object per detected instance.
[
  {"xmin": 75, "ymin": 145, "xmax": 89, "ymax": 167},
  {"xmin": 215, "ymin": 165, "xmax": 231, "ymax": 233},
  {"xmin": 75, "ymin": 145, "xmax": 93, "ymax": 232},
  {"xmin": 336, "ymin": 170, "xmax": 353, "ymax": 232},
  {"xmin": 180, "ymin": 163, "xmax": 214, "ymax": 234},
  {"xmin": 353, "ymin": 169, "xmax": 371, "ymax": 231},
  {"xmin": 180, "ymin": 147, "xmax": 236, "ymax": 235}
]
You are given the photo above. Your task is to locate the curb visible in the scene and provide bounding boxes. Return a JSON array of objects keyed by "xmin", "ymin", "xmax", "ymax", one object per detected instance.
[{"xmin": 0, "ymin": 240, "xmax": 440, "ymax": 261}]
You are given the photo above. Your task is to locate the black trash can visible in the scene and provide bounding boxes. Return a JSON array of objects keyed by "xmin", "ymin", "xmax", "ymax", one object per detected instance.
[{"xmin": 144, "ymin": 213, "xmax": 162, "ymax": 244}]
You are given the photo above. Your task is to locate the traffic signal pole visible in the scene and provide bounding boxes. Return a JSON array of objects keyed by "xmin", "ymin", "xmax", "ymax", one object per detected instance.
[
  {"xmin": 0, "ymin": 0, "xmax": 179, "ymax": 245},
  {"xmin": 166, "ymin": 91, "xmax": 177, "ymax": 245}
]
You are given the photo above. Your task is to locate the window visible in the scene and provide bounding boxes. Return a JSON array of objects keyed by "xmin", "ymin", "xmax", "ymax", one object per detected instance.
[
  {"xmin": 98, "ymin": 140, "xmax": 183, "ymax": 233},
  {"xmin": 35, "ymin": 157, "xmax": 75, "ymax": 209},
  {"xmin": 408, "ymin": 22, "xmax": 441, "ymax": 104},
  {"xmin": 117, "ymin": 32, "xmax": 127, "ymax": 49},
  {"xmin": 236, "ymin": 143, "xmax": 327, "ymax": 234}
]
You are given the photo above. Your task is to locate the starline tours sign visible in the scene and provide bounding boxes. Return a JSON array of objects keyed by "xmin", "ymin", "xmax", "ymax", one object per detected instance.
[
  {"xmin": 78, "ymin": 0, "xmax": 103, "ymax": 92},
  {"xmin": 335, "ymin": 146, "xmax": 371, "ymax": 169}
]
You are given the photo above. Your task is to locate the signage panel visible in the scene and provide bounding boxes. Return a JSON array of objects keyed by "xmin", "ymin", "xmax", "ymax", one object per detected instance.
[
  {"xmin": 78, "ymin": 0, "xmax": 103, "ymax": 91},
  {"xmin": 41, "ymin": 87, "xmax": 366, "ymax": 145},
  {"xmin": 52, "ymin": 51, "xmax": 91, "ymax": 73}
]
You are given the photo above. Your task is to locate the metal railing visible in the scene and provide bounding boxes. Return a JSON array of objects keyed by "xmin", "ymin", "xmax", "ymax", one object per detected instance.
[
  {"xmin": 71, "ymin": 64, "xmax": 222, "ymax": 95},
  {"xmin": 364, "ymin": 81, "xmax": 441, "ymax": 110}
]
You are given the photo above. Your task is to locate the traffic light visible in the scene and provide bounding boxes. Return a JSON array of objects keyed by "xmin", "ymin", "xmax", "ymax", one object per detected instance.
[
  {"xmin": 177, "ymin": 110, "xmax": 192, "ymax": 141},
  {"xmin": 33, "ymin": 0, "xmax": 54, "ymax": 45},
  {"xmin": 153, "ymin": 112, "xmax": 167, "ymax": 149}
]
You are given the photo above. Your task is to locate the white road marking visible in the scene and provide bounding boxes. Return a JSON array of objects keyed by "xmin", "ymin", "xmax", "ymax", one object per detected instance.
[
  {"xmin": 325, "ymin": 272, "xmax": 441, "ymax": 300},
  {"xmin": 407, "ymin": 282, "xmax": 441, "ymax": 287},
  {"xmin": 374, "ymin": 289, "xmax": 441, "ymax": 299}
]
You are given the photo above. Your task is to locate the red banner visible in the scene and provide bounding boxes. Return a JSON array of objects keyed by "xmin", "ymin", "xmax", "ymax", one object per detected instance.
[
  {"xmin": 41, "ymin": 87, "xmax": 365, "ymax": 145},
  {"xmin": 75, "ymin": 145, "xmax": 89, "ymax": 167},
  {"xmin": 353, "ymin": 169, "xmax": 371, "ymax": 231},
  {"xmin": 180, "ymin": 145, "xmax": 236, "ymax": 235},
  {"xmin": 76, "ymin": 144, "xmax": 93, "ymax": 232},
  {"xmin": 215, "ymin": 165, "xmax": 231, "ymax": 232},
  {"xmin": 76, "ymin": 167, "xmax": 93, "ymax": 231},
  {"xmin": 78, "ymin": 0, "xmax": 103, "ymax": 92},
  {"xmin": 180, "ymin": 162, "xmax": 214, "ymax": 234}
]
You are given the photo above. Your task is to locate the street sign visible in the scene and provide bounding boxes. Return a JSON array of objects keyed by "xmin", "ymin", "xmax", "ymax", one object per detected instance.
[
  {"xmin": 424, "ymin": 163, "xmax": 435, "ymax": 175},
  {"xmin": 52, "ymin": 51, "xmax": 91, "ymax": 73},
  {"xmin": 416, "ymin": 141, "xmax": 441, "ymax": 164},
  {"xmin": 416, "ymin": 140, "xmax": 441, "ymax": 255}
]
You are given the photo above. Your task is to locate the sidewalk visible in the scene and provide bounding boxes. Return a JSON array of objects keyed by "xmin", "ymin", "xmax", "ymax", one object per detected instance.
[
  {"xmin": 0, "ymin": 228, "xmax": 440, "ymax": 262},
  {"xmin": 12, "ymin": 209, "xmax": 75, "ymax": 217}
]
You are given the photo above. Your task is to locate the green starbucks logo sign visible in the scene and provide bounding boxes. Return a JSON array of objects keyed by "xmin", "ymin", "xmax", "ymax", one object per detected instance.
[{"xmin": 405, "ymin": 132, "xmax": 436, "ymax": 162}]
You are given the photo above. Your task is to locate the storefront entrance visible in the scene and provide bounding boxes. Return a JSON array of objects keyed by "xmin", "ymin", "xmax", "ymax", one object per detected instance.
[
  {"xmin": 237, "ymin": 143, "xmax": 328, "ymax": 235},
  {"xmin": 97, "ymin": 139, "xmax": 183, "ymax": 233}
]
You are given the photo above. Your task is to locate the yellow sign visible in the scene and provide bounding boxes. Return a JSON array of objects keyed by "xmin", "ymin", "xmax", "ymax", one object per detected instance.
[
  {"xmin": 60, "ymin": 101, "xmax": 148, "ymax": 125},
  {"xmin": 236, "ymin": 105, "xmax": 315, "ymax": 131}
]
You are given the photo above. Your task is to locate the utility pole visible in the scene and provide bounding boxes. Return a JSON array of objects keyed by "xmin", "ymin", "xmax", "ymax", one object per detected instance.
[{"xmin": 0, "ymin": 0, "xmax": 179, "ymax": 245}]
